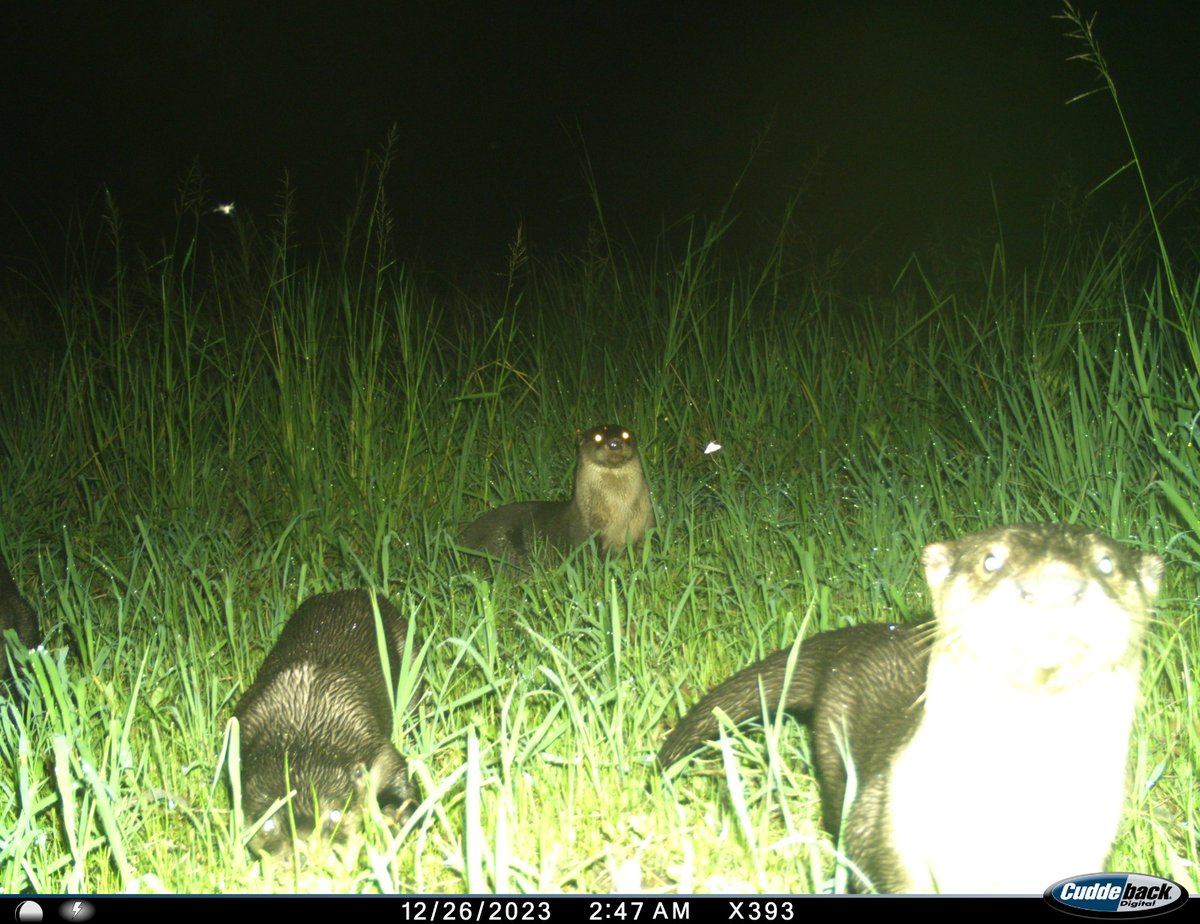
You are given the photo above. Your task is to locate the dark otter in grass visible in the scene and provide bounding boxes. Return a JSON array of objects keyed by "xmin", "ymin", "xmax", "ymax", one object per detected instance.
[
  {"xmin": 0, "ymin": 552, "xmax": 39, "ymax": 682},
  {"xmin": 233, "ymin": 589, "xmax": 419, "ymax": 852},
  {"xmin": 458, "ymin": 424, "xmax": 655, "ymax": 569},
  {"xmin": 658, "ymin": 523, "xmax": 1162, "ymax": 893}
]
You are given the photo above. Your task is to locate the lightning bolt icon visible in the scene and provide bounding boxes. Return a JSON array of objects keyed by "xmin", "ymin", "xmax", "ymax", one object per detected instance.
[{"xmin": 71, "ymin": 902, "xmax": 82, "ymax": 918}]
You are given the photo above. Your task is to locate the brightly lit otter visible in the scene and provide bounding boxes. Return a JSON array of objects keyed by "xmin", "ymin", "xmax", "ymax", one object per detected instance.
[{"xmin": 659, "ymin": 523, "xmax": 1162, "ymax": 893}]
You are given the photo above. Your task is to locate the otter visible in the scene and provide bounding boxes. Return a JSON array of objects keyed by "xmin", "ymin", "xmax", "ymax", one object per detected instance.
[
  {"xmin": 0, "ymin": 551, "xmax": 39, "ymax": 683},
  {"xmin": 232, "ymin": 589, "xmax": 420, "ymax": 852},
  {"xmin": 458, "ymin": 423, "xmax": 655, "ymax": 569},
  {"xmin": 658, "ymin": 523, "xmax": 1163, "ymax": 894}
]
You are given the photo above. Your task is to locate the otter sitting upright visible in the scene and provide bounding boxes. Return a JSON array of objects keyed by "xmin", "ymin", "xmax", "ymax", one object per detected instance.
[
  {"xmin": 458, "ymin": 423, "xmax": 655, "ymax": 570},
  {"xmin": 658, "ymin": 523, "xmax": 1162, "ymax": 893}
]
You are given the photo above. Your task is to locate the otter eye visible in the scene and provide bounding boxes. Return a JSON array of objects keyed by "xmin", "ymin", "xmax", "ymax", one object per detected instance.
[
  {"xmin": 593, "ymin": 433, "xmax": 603, "ymax": 444},
  {"xmin": 1097, "ymin": 555, "xmax": 1114, "ymax": 576},
  {"xmin": 329, "ymin": 808, "xmax": 343, "ymax": 824},
  {"xmin": 621, "ymin": 431, "xmax": 631, "ymax": 440},
  {"xmin": 262, "ymin": 817, "xmax": 278, "ymax": 834},
  {"xmin": 982, "ymin": 551, "xmax": 1004, "ymax": 573}
]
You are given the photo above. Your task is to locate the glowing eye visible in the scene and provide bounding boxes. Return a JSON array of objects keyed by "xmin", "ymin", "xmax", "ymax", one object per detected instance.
[
  {"xmin": 983, "ymin": 552, "xmax": 1004, "ymax": 573},
  {"xmin": 263, "ymin": 817, "xmax": 277, "ymax": 834},
  {"xmin": 594, "ymin": 433, "xmax": 603, "ymax": 443},
  {"xmin": 1097, "ymin": 555, "xmax": 1114, "ymax": 576},
  {"xmin": 329, "ymin": 809, "xmax": 343, "ymax": 823},
  {"xmin": 621, "ymin": 431, "xmax": 631, "ymax": 440}
]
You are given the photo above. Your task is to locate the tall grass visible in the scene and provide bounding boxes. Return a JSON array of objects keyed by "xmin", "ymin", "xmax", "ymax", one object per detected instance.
[{"xmin": 1, "ymin": 16, "xmax": 1198, "ymax": 893}]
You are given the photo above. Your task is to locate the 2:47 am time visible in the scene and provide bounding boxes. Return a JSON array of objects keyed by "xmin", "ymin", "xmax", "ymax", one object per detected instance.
[{"xmin": 588, "ymin": 900, "xmax": 690, "ymax": 920}]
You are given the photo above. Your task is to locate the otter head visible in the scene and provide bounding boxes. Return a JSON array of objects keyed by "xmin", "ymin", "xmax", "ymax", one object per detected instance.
[
  {"xmin": 922, "ymin": 522, "xmax": 1162, "ymax": 689},
  {"xmin": 577, "ymin": 424, "xmax": 640, "ymax": 469},
  {"xmin": 241, "ymin": 742, "xmax": 415, "ymax": 854}
]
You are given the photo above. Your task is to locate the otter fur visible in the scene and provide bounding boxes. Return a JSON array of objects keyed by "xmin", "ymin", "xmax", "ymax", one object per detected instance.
[
  {"xmin": 658, "ymin": 523, "xmax": 1162, "ymax": 893},
  {"xmin": 458, "ymin": 423, "xmax": 655, "ymax": 568},
  {"xmin": 0, "ymin": 551, "xmax": 39, "ymax": 682},
  {"xmin": 233, "ymin": 589, "xmax": 419, "ymax": 851}
]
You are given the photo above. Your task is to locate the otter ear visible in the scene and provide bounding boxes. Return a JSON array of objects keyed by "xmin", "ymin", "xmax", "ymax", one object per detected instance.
[
  {"xmin": 363, "ymin": 747, "xmax": 411, "ymax": 802},
  {"xmin": 921, "ymin": 542, "xmax": 954, "ymax": 590},
  {"xmin": 1139, "ymin": 553, "xmax": 1164, "ymax": 600},
  {"xmin": 351, "ymin": 761, "xmax": 371, "ymax": 796}
]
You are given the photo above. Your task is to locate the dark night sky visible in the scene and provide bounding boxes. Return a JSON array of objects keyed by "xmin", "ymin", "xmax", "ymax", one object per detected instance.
[{"xmin": 2, "ymin": 1, "xmax": 1197, "ymax": 273}]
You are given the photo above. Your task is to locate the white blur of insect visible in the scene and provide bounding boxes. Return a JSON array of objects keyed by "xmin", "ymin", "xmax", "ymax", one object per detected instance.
[
  {"xmin": 704, "ymin": 441, "xmax": 722, "ymax": 454},
  {"xmin": 209, "ymin": 202, "xmax": 236, "ymax": 216}
]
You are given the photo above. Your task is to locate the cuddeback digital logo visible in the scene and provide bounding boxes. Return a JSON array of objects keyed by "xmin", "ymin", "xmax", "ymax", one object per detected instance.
[{"xmin": 1045, "ymin": 873, "xmax": 1189, "ymax": 918}]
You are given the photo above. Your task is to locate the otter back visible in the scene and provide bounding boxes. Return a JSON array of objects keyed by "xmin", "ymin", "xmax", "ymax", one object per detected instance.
[
  {"xmin": 233, "ymin": 589, "xmax": 418, "ymax": 850},
  {"xmin": 0, "ymin": 552, "xmax": 39, "ymax": 683},
  {"xmin": 458, "ymin": 423, "xmax": 655, "ymax": 570},
  {"xmin": 659, "ymin": 523, "xmax": 1162, "ymax": 893}
]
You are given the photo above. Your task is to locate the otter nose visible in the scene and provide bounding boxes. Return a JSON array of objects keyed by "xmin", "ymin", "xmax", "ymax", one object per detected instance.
[
  {"xmin": 1015, "ymin": 565, "xmax": 1088, "ymax": 608},
  {"xmin": 605, "ymin": 436, "xmax": 623, "ymax": 451}
]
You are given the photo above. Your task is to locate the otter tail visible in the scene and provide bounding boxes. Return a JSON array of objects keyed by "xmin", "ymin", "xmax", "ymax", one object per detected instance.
[
  {"xmin": 657, "ymin": 635, "xmax": 831, "ymax": 770},
  {"xmin": 658, "ymin": 624, "xmax": 917, "ymax": 771}
]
